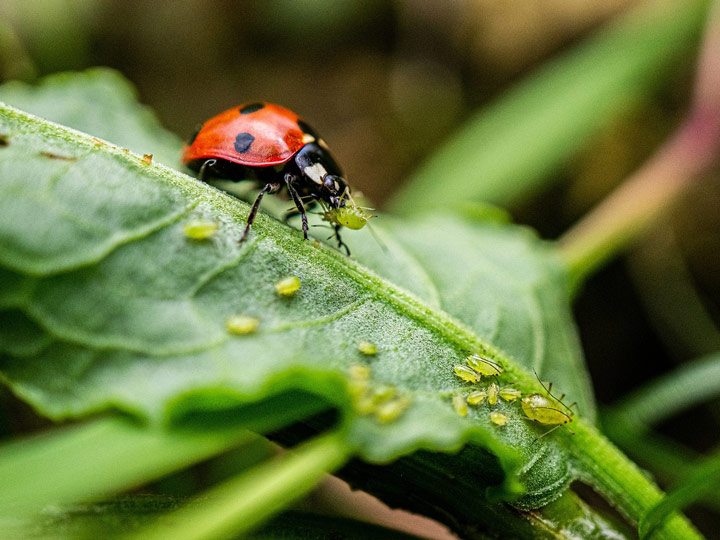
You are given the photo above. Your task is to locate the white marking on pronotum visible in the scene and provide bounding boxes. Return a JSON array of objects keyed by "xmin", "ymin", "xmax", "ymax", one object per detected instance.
[
  {"xmin": 304, "ymin": 163, "xmax": 327, "ymax": 184},
  {"xmin": 302, "ymin": 133, "xmax": 315, "ymax": 144}
]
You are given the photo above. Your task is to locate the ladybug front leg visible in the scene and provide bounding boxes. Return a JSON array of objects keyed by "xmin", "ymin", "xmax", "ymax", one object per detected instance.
[
  {"xmin": 284, "ymin": 173, "xmax": 308, "ymax": 240},
  {"xmin": 241, "ymin": 181, "xmax": 282, "ymax": 243}
]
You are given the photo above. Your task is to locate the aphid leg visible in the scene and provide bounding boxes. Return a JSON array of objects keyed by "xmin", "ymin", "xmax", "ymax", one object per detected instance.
[
  {"xmin": 241, "ymin": 181, "xmax": 281, "ymax": 243},
  {"xmin": 334, "ymin": 224, "xmax": 351, "ymax": 256},
  {"xmin": 198, "ymin": 159, "xmax": 217, "ymax": 181},
  {"xmin": 531, "ymin": 424, "xmax": 563, "ymax": 445},
  {"xmin": 284, "ymin": 174, "xmax": 308, "ymax": 239}
]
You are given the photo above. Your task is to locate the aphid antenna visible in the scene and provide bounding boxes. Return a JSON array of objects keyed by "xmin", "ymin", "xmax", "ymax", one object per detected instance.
[
  {"xmin": 483, "ymin": 357, "xmax": 503, "ymax": 371},
  {"xmin": 532, "ymin": 369, "xmax": 576, "ymax": 416},
  {"xmin": 366, "ymin": 220, "xmax": 388, "ymax": 253}
]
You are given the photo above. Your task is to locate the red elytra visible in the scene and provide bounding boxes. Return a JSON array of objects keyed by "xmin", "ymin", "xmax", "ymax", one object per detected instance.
[{"xmin": 182, "ymin": 103, "xmax": 306, "ymax": 167}]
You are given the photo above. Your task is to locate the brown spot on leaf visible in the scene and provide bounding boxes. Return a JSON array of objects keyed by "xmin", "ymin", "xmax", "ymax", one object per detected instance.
[
  {"xmin": 40, "ymin": 151, "xmax": 77, "ymax": 161},
  {"xmin": 142, "ymin": 154, "xmax": 153, "ymax": 164}
]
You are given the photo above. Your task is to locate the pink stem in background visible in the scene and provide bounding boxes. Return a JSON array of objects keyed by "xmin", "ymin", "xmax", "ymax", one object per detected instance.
[{"xmin": 558, "ymin": 2, "xmax": 720, "ymax": 289}]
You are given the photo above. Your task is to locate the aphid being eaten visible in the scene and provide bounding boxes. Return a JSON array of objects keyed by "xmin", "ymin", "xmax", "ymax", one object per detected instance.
[{"xmin": 322, "ymin": 204, "xmax": 372, "ymax": 231}]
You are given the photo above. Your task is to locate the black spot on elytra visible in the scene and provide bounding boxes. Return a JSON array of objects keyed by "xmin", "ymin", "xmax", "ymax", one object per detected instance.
[
  {"xmin": 187, "ymin": 123, "xmax": 203, "ymax": 145},
  {"xmin": 0, "ymin": 135, "xmax": 8, "ymax": 147},
  {"xmin": 296, "ymin": 120, "xmax": 318, "ymax": 138},
  {"xmin": 239, "ymin": 103, "xmax": 264, "ymax": 115},
  {"xmin": 234, "ymin": 132, "xmax": 255, "ymax": 154}
]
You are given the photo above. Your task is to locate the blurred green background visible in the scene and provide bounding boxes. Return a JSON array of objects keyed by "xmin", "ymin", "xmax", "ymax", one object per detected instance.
[{"xmin": 1, "ymin": 0, "xmax": 719, "ymax": 533}]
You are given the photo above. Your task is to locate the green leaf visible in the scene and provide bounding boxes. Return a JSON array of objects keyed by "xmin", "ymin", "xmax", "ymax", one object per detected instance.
[
  {"xmin": 0, "ymin": 76, "xmax": 703, "ymax": 540},
  {"xmin": 639, "ymin": 445, "xmax": 720, "ymax": 539},
  {"xmin": 0, "ymin": 68, "xmax": 182, "ymax": 168},
  {"xmin": 390, "ymin": 0, "xmax": 710, "ymax": 212},
  {"xmin": 0, "ymin": 100, "xmax": 570, "ymax": 510}
]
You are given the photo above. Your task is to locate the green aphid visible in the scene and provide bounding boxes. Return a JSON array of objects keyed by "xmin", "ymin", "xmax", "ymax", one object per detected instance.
[
  {"xmin": 358, "ymin": 341, "xmax": 378, "ymax": 355},
  {"xmin": 452, "ymin": 395, "xmax": 468, "ymax": 417},
  {"xmin": 487, "ymin": 383, "xmax": 499, "ymax": 405},
  {"xmin": 454, "ymin": 364, "xmax": 481, "ymax": 383},
  {"xmin": 490, "ymin": 411, "xmax": 508, "ymax": 426},
  {"xmin": 275, "ymin": 275, "xmax": 301, "ymax": 296},
  {"xmin": 372, "ymin": 385, "xmax": 397, "ymax": 403},
  {"xmin": 521, "ymin": 393, "xmax": 573, "ymax": 426},
  {"xmin": 467, "ymin": 390, "xmax": 487, "ymax": 405},
  {"xmin": 348, "ymin": 364, "xmax": 371, "ymax": 401},
  {"xmin": 375, "ymin": 396, "xmax": 411, "ymax": 423},
  {"xmin": 353, "ymin": 395, "xmax": 377, "ymax": 415},
  {"xmin": 225, "ymin": 315, "xmax": 259, "ymax": 335},
  {"xmin": 499, "ymin": 387, "xmax": 522, "ymax": 401},
  {"xmin": 466, "ymin": 354, "xmax": 503, "ymax": 377},
  {"xmin": 349, "ymin": 364, "xmax": 371, "ymax": 381},
  {"xmin": 183, "ymin": 219, "xmax": 218, "ymax": 240}
]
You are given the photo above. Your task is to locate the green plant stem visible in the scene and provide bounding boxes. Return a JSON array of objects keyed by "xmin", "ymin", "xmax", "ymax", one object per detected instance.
[
  {"xmin": 558, "ymin": 2, "xmax": 720, "ymax": 290},
  {"xmin": 571, "ymin": 423, "xmax": 703, "ymax": 540},
  {"xmin": 0, "ymin": 416, "xmax": 254, "ymax": 516},
  {"xmin": 125, "ymin": 431, "xmax": 352, "ymax": 540}
]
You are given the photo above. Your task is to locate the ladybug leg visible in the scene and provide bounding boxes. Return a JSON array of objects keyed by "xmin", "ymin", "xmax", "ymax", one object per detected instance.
[
  {"xmin": 283, "ymin": 200, "xmax": 318, "ymax": 223},
  {"xmin": 241, "ymin": 181, "xmax": 281, "ymax": 243},
  {"xmin": 198, "ymin": 159, "xmax": 217, "ymax": 181},
  {"xmin": 334, "ymin": 225, "xmax": 351, "ymax": 256},
  {"xmin": 284, "ymin": 173, "xmax": 309, "ymax": 240}
]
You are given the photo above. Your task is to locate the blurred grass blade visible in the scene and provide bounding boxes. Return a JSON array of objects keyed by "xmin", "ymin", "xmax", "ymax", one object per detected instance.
[
  {"xmin": 390, "ymin": 0, "xmax": 710, "ymax": 213},
  {"xmin": 124, "ymin": 431, "xmax": 351, "ymax": 540},
  {"xmin": 639, "ymin": 445, "xmax": 720, "ymax": 539},
  {"xmin": 606, "ymin": 352, "xmax": 720, "ymax": 429},
  {"xmin": 0, "ymin": 417, "xmax": 254, "ymax": 516},
  {"xmin": 2, "ymin": 502, "xmax": 428, "ymax": 540}
]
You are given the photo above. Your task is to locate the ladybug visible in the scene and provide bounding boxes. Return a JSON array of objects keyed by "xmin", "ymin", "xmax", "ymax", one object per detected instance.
[{"xmin": 182, "ymin": 102, "xmax": 369, "ymax": 254}]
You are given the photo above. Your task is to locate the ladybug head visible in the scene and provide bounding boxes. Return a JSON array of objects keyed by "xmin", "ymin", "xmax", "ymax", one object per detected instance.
[{"xmin": 323, "ymin": 175, "xmax": 347, "ymax": 208}]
